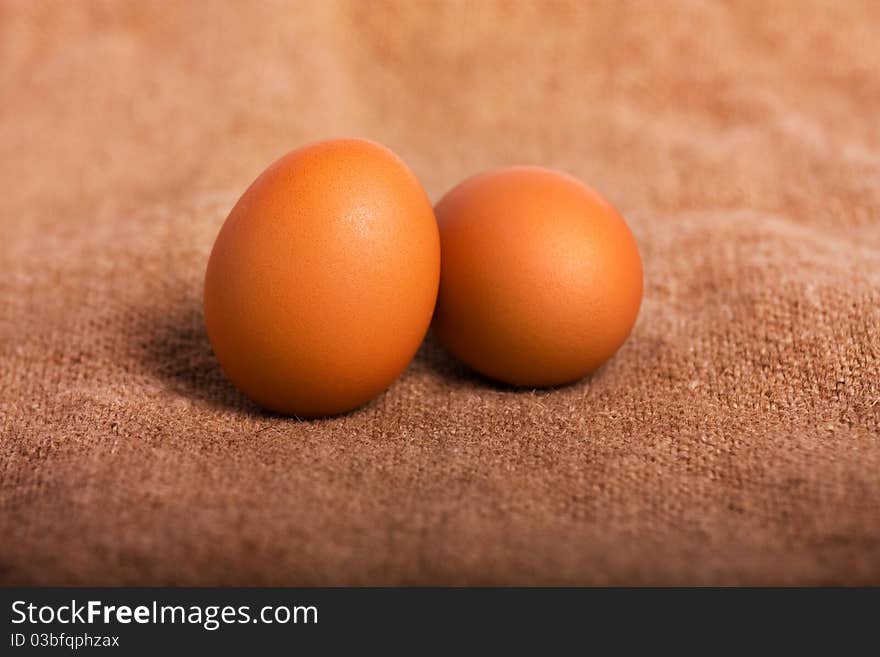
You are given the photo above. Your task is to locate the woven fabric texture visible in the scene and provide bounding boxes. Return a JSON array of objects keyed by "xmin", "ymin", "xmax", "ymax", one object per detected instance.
[{"xmin": 2, "ymin": 1, "xmax": 879, "ymax": 585}]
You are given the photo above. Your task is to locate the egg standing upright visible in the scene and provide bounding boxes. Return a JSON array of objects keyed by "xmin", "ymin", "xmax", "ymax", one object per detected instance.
[{"xmin": 204, "ymin": 138, "xmax": 441, "ymax": 417}]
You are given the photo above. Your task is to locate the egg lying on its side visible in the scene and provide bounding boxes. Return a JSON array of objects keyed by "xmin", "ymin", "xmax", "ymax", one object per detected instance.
[
  {"xmin": 433, "ymin": 166, "xmax": 643, "ymax": 388},
  {"xmin": 204, "ymin": 139, "xmax": 440, "ymax": 417}
]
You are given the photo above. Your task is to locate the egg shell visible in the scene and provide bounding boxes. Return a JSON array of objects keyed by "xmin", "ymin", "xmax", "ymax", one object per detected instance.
[
  {"xmin": 204, "ymin": 138, "xmax": 440, "ymax": 417},
  {"xmin": 433, "ymin": 166, "xmax": 643, "ymax": 387}
]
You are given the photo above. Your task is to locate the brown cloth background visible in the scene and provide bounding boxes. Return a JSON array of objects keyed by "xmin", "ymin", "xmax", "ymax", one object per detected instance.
[{"xmin": 2, "ymin": 1, "xmax": 879, "ymax": 585}]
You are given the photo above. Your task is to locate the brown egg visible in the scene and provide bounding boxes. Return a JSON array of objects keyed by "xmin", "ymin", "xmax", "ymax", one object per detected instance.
[
  {"xmin": 433, "ymin": 166, "xmax": 642, "ymax": 387},
  {"xmin": 204, "ymin": 139, "xmax": 440, "ymax": 417}
]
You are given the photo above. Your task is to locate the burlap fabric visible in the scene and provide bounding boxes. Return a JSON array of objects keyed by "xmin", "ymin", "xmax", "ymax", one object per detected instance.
[{"xmin": 1, "ymin": 1, "xmax": 878, "ymax": 585}]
